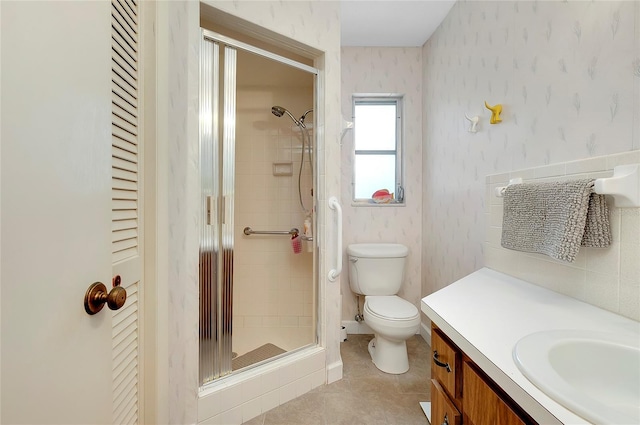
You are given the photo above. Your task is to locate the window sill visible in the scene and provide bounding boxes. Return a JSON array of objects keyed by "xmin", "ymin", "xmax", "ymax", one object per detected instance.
[{"xmin": 350, "ymin": 201, "xmax": 406, "ymax": 207}]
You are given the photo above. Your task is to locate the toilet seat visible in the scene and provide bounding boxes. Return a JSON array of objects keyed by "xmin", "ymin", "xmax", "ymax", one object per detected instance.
[
  {"xmin": 365, "ymin": 295, "xmax": 419, "ymax": 321},
  {"xmin": 362, "ymin": 294, "xmax": 420, "ymax": 374}
]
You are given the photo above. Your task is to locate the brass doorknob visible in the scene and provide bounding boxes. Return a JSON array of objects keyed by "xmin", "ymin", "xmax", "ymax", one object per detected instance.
[{"xmin": 84, "ymin": 276, "xmax": 127, "ymax": 315}]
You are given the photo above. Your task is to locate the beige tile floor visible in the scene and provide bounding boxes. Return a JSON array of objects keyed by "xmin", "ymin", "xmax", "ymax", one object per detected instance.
[{"xmin": 244, "ymin": 334, "xmax": 432, "ymax": 425}]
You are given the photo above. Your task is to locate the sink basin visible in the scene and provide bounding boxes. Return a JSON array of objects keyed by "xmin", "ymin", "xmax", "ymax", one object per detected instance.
[{"xmin": 513, "ymin": 330, "xmax": 640, "ymax": 425}]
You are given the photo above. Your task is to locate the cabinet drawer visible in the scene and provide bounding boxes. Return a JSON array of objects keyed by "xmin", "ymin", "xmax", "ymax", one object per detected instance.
[
  {"xmin": 463, "ymin": 361, "xmax": 528, "ymax": 425},
  {"xmin": 431, "ymin": 379, "xmax": 461, "ymax": 425},
  {"xmin": 431, "ymin": 328, "xmax": 461, "ymax": 399}
]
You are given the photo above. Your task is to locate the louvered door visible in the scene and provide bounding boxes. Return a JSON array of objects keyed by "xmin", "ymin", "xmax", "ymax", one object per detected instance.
[{"xmin": 111, "ymin": 0, "xmax": 142, "ymax": 424}]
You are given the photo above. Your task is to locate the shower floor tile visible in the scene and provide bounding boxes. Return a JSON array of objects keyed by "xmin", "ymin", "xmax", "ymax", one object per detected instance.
[{"xmin": 232, "ymin": 343, "xmax": 286, "ymax": 371}]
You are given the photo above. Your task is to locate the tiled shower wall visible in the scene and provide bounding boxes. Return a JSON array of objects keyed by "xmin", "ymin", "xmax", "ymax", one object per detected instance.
[
  {"xmin": 485, "ymin": 151, "xmax": 640, "ymax": 321},
  {"xmin": 234, "ymin": 76, "xmax": 315, "ymax": 354}
]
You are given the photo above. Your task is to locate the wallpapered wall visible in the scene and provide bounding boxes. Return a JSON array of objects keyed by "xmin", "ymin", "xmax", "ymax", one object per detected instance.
[
  {"xmin": 340, "ymin": 47, "xmax": 423, "ymax": 321},
  {"xmin": 422, "ymin": 1, "xmax": 640, "ymax": 300},
  {"xmin": 163, "ymin": 2, "xmax": 200, "ymax": 422}
]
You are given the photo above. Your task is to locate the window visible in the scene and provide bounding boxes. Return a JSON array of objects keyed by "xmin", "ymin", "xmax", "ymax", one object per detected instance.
[{"xmin": 352, "ymin": 95, "xmax": 404, "ymax": 205}]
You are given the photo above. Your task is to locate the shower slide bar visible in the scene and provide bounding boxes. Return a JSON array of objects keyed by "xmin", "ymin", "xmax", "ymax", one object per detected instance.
[{"xmin": 243, "ymin": 226, "xmax": 299, "ymax": 237}]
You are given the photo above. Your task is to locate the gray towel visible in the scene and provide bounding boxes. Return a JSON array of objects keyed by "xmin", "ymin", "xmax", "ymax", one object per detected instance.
[{"xmin": 501, "ymin": 179, "xmax": 611, "ymax": 263}]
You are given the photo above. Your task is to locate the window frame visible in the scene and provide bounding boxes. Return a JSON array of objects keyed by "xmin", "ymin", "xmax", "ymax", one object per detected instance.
[{"xmin": 351, "ymin": 94, "xmax": 404, "ymax": 206}]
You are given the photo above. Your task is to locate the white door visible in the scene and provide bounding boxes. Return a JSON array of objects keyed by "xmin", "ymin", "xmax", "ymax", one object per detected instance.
[{"xmin": 1, "ymin": 1, "xmax": 142, "ymax": 423}]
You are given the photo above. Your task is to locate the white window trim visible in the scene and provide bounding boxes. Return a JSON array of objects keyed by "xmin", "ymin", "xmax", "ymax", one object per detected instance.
[{"xmin": 351, "ymin": 93, "xmax": 405, "ymax": 206}]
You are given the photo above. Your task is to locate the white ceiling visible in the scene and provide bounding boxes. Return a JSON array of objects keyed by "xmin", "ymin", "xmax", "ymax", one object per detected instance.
[{"xmin": 340, "ymin": 0, "xmax": 456, "ymax": 47}]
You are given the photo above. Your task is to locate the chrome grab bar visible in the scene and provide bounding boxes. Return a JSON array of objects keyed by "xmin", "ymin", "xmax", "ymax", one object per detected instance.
[{"xmin": 243, "ymin": 226, "xmax": 299, "ymax": 237}]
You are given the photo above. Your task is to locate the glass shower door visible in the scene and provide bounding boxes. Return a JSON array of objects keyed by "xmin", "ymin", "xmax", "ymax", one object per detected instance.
[
  {"xmin": 199, "ymin": 28, "xmax": 318, "ymax": 387},
  {"xmin": 199, "ymin": 35, "xmax": 236, "ymax": 384}
]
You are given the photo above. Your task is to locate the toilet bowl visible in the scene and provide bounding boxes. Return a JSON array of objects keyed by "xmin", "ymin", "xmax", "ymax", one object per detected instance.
[
  {"xmin": 363, "ymin": 295, "xmax": 420, "ymax": 374},
  {"xmin": 347, "ymin": 243, "xmax": 420, "ymax": 374}
]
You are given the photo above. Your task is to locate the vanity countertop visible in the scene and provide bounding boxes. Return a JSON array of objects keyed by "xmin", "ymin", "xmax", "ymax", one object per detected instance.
[{"xmin": 421, "ymin": 267, "xmax": 640, "ymax": 425}]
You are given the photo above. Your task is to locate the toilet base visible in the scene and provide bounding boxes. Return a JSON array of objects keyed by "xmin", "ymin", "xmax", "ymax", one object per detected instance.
[{"xmin": 367, "ymin": 337, "xmax": 409, "ymax": 374}]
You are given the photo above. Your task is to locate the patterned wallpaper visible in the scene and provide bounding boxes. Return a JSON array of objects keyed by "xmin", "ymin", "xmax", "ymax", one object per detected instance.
[
  {"xmin": 340, "ymin": 47, "xmax": 423, "ymax": 320},
  {"xmin": 164, "ymin": 1, "xmax": 201, "ymax": 423},
  {"xmin": 422, "ymin": 1, "xmax": 640, "ymax": 300}
]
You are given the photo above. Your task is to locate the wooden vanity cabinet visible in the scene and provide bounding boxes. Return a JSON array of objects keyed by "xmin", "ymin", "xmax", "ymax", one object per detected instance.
[
  {"xmin": 431, "ymin": 379, "xmax": 462, "ymax": 425},
  {"xmin": 431, "ymin": 328, "xmax": 462, "ymax": 407},
  {"xmin": 431, "ymin": 327, "xmax": 462, "ymax": 425},
  {"xmin": 463, "ymin": 361, "xmax": 526, "ymax": 425},
  {"xmin": 431, "ymin": 324, "xmax": 535, "ymax": 425}
]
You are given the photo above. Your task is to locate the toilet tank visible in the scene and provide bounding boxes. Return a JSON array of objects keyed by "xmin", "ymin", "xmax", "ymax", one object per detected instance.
[{"xmin": 347, "ymin": 243, "xmax": 408, "ymax": 296}]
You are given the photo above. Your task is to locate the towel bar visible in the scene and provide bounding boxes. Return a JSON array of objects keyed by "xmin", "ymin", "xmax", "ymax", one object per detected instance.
[
  {"xmin": 495, "ymin": 164, "xmax": 640, "ymax": 208},
  {"xmin": 494, "ymin": 178, "xmax": 522, "ymax": 197},
  {"xmin": 594, "ymin": 164, "xmax": 639, "ymax": 208}
]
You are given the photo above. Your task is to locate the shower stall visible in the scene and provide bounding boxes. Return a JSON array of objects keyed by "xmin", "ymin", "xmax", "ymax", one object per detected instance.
[{"xmin": 199, "ymin": 28, "xmax": 318, "ymax": 385}]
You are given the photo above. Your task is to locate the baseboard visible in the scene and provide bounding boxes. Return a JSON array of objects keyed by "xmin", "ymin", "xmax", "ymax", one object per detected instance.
[
  {"xmin": 342, "ymin": 320, "xmax": 431, "ymax": 342},
  {"xmin": 341, "ymin": 320, "xmax": 373, "ymax": 335},
  {"xmin": 326, "ymin": 360, "xmax": 343, "ymax": 384},
  {"xmin": 420, "ymin": 321, "xmax": 431, "ymax": 344}
]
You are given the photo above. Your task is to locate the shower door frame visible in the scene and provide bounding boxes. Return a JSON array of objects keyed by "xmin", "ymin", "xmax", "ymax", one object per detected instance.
[{"xmin": 199, "ymin": 29, "xmax": 319, "ymax": 386}]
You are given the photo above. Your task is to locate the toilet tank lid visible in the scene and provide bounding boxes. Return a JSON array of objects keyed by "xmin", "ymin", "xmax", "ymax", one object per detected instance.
[{"xmin": 347, "ymin": 243, "xmax": 408, "ymax": 258}]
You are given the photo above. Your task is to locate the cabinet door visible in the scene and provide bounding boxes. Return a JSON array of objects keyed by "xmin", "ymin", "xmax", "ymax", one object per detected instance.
[
  {"xmin": 498, "ymin": 400, "xmax": 529, "ymax": 425},
  {"xmin": 431, "ymin": 379, "xmax": 461, "ymax": 425},
  {"xmin": 432, "ymin": 328, "xmax": 462, "ymax": 400},
  {"xmin": 463, "ymin": 361, "xmax": 527, "ymax": 425}
]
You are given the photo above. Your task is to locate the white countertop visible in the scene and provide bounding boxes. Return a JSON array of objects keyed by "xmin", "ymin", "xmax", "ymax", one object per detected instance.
[{"xmin": 421, "ymin": 267, "xmax": 640, "ymax": 425}]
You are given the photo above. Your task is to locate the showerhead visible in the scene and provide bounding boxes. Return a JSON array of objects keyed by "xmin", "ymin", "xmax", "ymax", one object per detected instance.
[
  {"xmin": 271, "ymin": 105, "xmax": 286, "ymax": 118},
  {"xmin": 271, "ymin": 105, "xmax": 302, "ymax": 127}
]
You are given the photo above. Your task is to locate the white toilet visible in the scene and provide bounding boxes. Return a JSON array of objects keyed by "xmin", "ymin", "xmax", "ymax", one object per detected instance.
[{"xmin": 347, "ymin": 243, "xmax": 420, "ymax": 374}]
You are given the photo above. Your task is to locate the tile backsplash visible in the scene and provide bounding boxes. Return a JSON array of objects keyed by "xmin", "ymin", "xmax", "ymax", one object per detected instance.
[{"xmin": 485, "ymin": 151, "xmax": 640, "ymax": 321}]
